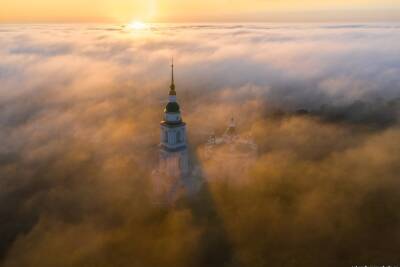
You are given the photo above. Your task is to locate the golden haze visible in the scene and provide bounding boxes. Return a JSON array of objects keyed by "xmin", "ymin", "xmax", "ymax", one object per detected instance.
[{"xmin": 0, "ymin": 0, "xmax": 399, "ymax": 22}]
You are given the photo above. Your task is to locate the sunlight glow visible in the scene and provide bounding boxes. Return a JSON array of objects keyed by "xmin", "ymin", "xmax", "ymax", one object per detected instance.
[{"xmin": 128, "ymin": 21, "xmax": 148, "ymax": 30}]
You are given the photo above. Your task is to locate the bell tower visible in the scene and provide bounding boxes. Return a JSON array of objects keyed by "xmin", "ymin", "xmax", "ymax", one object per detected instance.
[{"xmin": 159, "ymin": 60, "xmax": 189, "ymax": 177}]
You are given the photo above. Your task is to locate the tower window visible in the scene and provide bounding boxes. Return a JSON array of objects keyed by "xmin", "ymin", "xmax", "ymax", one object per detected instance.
[
  {"xmin": 176, "ymin": 131, "xmax": 181, "ymax": 142},
  {"xmin": 164, "ymin": 131, "xmax": 168, "ymax": 142}
]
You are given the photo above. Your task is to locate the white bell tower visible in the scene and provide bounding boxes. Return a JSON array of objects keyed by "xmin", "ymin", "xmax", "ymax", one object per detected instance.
[{"xmin": 159, "ymin": 60, "xmax": 190, "ymax": 178}]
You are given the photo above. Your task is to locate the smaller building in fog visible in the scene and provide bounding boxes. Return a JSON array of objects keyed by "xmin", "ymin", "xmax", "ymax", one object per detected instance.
[{"xmin": 204, "ymin": 117, "xmax": 258, "ymax": 172}]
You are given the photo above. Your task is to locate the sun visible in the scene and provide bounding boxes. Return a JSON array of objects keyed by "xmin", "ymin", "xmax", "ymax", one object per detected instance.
[{"xmin": 128, "ymin": 21, "xmax": 148, "ymax": 30}]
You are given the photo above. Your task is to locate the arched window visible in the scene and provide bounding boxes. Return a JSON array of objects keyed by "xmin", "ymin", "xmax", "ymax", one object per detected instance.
[
  {"xmin": 176, "ymin": 131, "xmax": 181, "ymax": 143},
  {"xmin": 164, "ymin": 131, "xmax": 168, "ymax": 142}
]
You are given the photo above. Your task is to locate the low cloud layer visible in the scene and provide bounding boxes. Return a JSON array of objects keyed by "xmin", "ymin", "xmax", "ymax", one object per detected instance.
[{"xmin": 0, "ymin": 23, "xmax": 400, "ymax": 266}]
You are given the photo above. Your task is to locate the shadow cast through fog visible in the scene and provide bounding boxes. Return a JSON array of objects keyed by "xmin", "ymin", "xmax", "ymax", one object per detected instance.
[{"xmin": 176, "ymin": 145, "xmax": 234, "ymax": 267}]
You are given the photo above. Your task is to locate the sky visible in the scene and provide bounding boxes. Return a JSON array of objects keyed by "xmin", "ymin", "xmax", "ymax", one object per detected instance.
[
  {"xmin": 1, "ymin": 0, "xmax": 400, "ymax": 22},
  {"xmin": 0, "ymin": 23, "xmax": 400, "ymax": 266}
]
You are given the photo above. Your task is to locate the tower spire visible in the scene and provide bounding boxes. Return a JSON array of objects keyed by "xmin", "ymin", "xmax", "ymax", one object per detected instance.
[
  {"xmin": 171, "ymin": 57, "xmax": 174, "ymax": 85},
  {"xmin": 169, "ymin": 57, "xmax": 176, "ymax": 94}
]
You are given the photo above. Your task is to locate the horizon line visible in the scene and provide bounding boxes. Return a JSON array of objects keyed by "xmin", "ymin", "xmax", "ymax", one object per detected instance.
[{"xmin": 2, "ymin": 19, "xmax": 400, "ymax": 24}]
